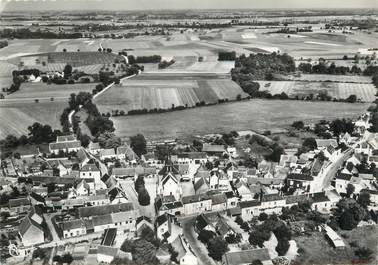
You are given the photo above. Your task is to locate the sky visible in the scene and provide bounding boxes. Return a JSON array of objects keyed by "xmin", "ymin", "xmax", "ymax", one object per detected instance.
[{"xmin": 0, "ymin": 0, "xmax": 377, "ymax": 12}]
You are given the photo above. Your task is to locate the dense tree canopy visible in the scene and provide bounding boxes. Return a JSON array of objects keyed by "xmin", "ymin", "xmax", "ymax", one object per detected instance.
[{"xmin": 130, "ymin": 134, "xmax": 147, "ymax": 157}]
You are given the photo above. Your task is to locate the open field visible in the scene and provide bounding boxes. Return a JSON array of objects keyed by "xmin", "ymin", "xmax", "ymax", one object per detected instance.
[
  {"xmin": 111, "ymin": 99, "xmax": 371, "ymax": 140},
  {"xmin": 0, "ymin": 101, "xmax": 66, "ymax": 138},
  {"xmin": 95, "ymin": 75, "xmax": 247, "ymax": 113},
  {"xmin": 5, "ymin": 82, "xmax": 97, "ymax": 100},
  {"xmin": 11, "ymin": 52, "xmax": 122, "ymax": 67},
  {"xmin": 283, "ymin": 74, "xmax": 373, "ymax": 83},
  {"xmin": 258, "ymin": 81, "xmax": 376, "ymax": 102}
]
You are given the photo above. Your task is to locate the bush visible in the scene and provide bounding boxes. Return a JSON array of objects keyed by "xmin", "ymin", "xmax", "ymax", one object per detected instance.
[
  {"xmin": 292, "ymin": 121, "xmax": 304, "ymax": 129},
  {"xmin": 354, "ymin": 247, "xmax": 374, "ymax": 262},
  {"xmin": 259, "ymin": 212, "xmax": 268, "ymax": 221},
  {"xmin": 235, "ymin": 216, "xmax": 244, "ymax": 225}
]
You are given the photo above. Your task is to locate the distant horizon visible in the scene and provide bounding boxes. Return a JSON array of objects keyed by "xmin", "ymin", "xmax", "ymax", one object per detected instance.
[
  {"xmin": 1, "ymin": 0, "xmax": 377, "ymax": 13},
  {"xmin": 2, "ymin": 7, "xmax": 378, "ymax": 13}
]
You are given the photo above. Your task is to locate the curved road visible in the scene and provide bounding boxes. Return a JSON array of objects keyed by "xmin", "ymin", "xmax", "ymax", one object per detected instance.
[{"xmin": 180, "ymin": 216, "xmax": 216, "ymax": 265}]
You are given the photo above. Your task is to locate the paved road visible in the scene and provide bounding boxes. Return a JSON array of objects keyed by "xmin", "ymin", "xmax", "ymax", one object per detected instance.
[
  {"xmin": 311, "ymin": 148, "xmax": 353, "ymax": 193},
  {"xmin": 322, "ymin": 148, "xmax": 353, "ymax": 189},
  {"xmin": 180, "ymin": 216, "xmax": 216, "ymax": 265},
  {"xmin": 43, "ymin": 213, "xmax": 60, "ymax": 242}
]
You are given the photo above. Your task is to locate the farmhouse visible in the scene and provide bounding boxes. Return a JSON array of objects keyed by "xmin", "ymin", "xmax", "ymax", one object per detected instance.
[
  {"xmin": 100, "ymin": 148, "xmax": 117, "ymax": 160},
  {"xmin": 49, "ymin": 141, "xmax": 81, "ymax": 155}
]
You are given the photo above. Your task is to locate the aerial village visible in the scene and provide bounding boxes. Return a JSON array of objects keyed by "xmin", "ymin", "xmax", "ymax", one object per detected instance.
[{"xmin": 0, "ymin": 108, "xmax": 377, "ymax": 265}]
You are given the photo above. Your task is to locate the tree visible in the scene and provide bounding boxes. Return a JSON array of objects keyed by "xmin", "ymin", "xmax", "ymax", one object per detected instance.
[
  {"xmin": 225, "ymin": 233, "xmax": 242, "ymax": 244},
  {"xmin": 265, "ymin": 143, "xmax": 284, "ymax": 162},
  {"xmin": 291, "ymin": 121, "xmax": 304, "ymax": 129},
  {"xmin": 130, "ymin": 134, "xmax": 147, "ymax": 157},
  {"xmin": 61, "ymin": 253, "xmax": 73, "ymax": 264},
  {"xmin": 63, "ymin": 64, "xmax": 73, "ymax": 79},
  {"xmin": 138, "ymin": 187, "xmax": 150, "ymax": 206},
  {"xmin": 79, "ymin": 134, "xmax": 91, "ymax": 147},
  {"xmin": 339, "ymin": 209, "xmax": 359, "ymax": 230},
  {"xmin": 198, "ymin": 229, "xmax": 216, "ymax": 245},
  {"xmin": 346, "ymin": 94, "xmax": 357, "ymax": 103},
  {"xmin": 131, "ymin": 239, "xmax": 158, "ymax": 265},
  {"xmin": 346, "ymin": 184, "xmax": 355, "ymax": 197},
  {"xmin": 358, "ymin": 192, "xmax": 371, "ymax": 208},
  {"xmin": 259, "ymin": 212, "xmax": 268, "ymax": 221},
  {"xmin": 273, "ymin": 224, "xmax": 292, "ymax": 241},
  {"xmin": 207, "ymin": 237, "xmax": 228, "ymax": 261},
  {"xmin": 235, "ymin": 216, "xmax": 244, "ymax": 225},
  {"xmin": 249, "ymin": 229, "xmax": 271, "ymax": 247},
  {"xmin": 252, "ymin": 260, "xmax": 263, "ymax": 265},
  {"xmin": 134, "ymin": 176, "xmax": 145, "ymax": 192},
  {"xmin": 97, "ymin": 132, "xmax": 121, "ymax": 149},
  {"xmin": 193, "ymin": 139, "xmax": 203, "ymax": 151},
  {"xmin": 302, "ymin": 137, "xmax": 317, "ymax": 150},
  {"xmin": 33, "ymin": 248, "xmax": 46, "ymax": 259},
  {"xmin": 276, "ymin": 239, "xmax": 290, "ymax": 256}
]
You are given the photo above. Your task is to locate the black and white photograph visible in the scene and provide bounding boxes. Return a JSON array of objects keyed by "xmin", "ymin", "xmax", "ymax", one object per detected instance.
[{"xmin": 0, "ymin": 0, "xmax": 377, "ymax": 264}]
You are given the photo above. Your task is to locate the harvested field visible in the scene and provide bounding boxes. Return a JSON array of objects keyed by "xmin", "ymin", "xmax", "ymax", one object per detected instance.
[
  {"xmin": 111, "ymin": 99, "xmax": 371, "ymax": 140},
  {"xmin": 12, "ymin": 52, "xmax": 122, "ymax": 68},
  {"xmin": 6, "ymin": 82, "xmax": 97, "ymax": 100},
  {"xmin": 259, "ymin": 81, "xmax": 376, "ymax": 102},
  {"xmin": 283, "ymin": 74, "xmax": 373, "ymax": 83},
  {"xmin": 0, "ymin": 101, "xmax": 66, "ymax": 138},
  {"xmin": 95, "ymin": 75, "xmax": 247, "ymax": 113}
]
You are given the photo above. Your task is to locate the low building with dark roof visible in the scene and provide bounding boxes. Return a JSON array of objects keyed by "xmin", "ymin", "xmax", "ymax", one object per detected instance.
[
  {"xmin": 78, "ymin": 202, "xmax": 135, "ymax": 219},
  {"xmin": 9, "ymin": 197, "xmax": 31, "ymax": 214},
  {"xmin": 202, "ymin": 144, "xmax": 226, "ymax": 155},
  {"xmin": 61, "ymin": 219, "xmax": 86, "ymax": 239},
  {"xmin": 286, "ymin": 173, "xmax": 314, "ymax": 192}
]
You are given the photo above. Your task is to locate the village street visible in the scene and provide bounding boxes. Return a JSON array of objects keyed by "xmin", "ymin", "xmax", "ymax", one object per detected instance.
[
  {"xmin": 43, "ymin": 213, "xmax": 61, "ymax": 242},
  {"xmin": 180, "ymin": 216, "xmax": 217, "ymax": 265},
  {"xmin": 311, "ymin": 148, "xmax": 354, "ymax": 193}
]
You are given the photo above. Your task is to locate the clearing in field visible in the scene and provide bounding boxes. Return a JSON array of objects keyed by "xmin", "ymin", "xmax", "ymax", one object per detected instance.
[
  {"xmin": 259, "ymin": 81, "xmax": 376, "ymax": 102},
  {"xmin": 95, "ymin": 74, "xmax": 248, "ymax": 113}
]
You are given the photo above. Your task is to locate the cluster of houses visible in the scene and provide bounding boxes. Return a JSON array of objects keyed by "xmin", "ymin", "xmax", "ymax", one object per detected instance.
[{"xmin": 1, "ymin": 112, "xmax": 377, "ymax": 264}]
